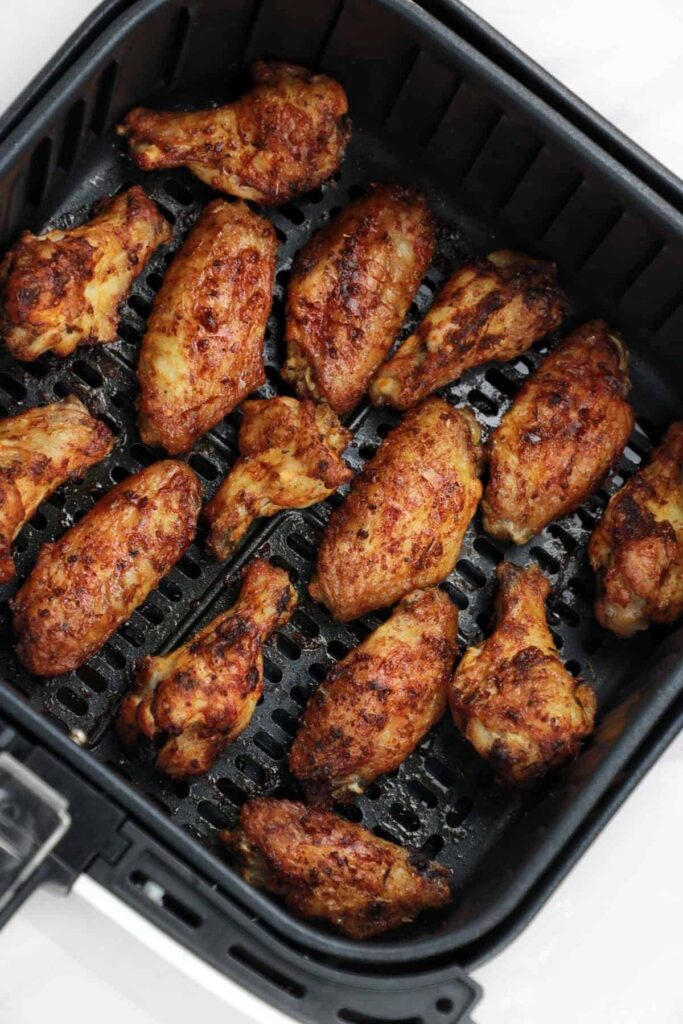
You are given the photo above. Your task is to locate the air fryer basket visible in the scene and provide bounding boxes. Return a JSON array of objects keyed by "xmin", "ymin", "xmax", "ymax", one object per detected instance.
[{"xmin": 0, "ymin": 0, "xmax": 681, "ymax": 1020}]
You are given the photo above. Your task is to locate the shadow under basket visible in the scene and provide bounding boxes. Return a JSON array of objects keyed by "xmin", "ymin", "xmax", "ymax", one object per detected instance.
[{"xmin": 0, "ymin": 1, "xmax": 681, "ymax": 1022}]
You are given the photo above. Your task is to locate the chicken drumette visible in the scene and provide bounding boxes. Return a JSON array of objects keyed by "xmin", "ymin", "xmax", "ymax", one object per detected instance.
[
  {"xmin": 0, "ymin": 396, "xmax": 114, "ymax": 584},
  {"xmin": 289, "ymin": 587, "xmax": 458, "ymax": 802},
  {"xmin": 117, "ymin": 559, "xmax": 296, "ymax": 777},
  {"xmin": 12, "ymin": 461, "xmax": 201, "ymax": 677},
  {"xmin": 449, "ymin": 562, "xmax": 597, "ymax": 786},
  {"xmin": 282, "ymin": 184, "xmax": 435, "ymax": 416},
  {"xmin": 137, "ymin": 200, "xmax": 277, "ymax": 454},
  {"xmin": 203, "ymin": 397, "xmax": 353, "ymax": 560},
  {"xmin": 589, "ymin": 421, "xmax": 683, "ymax": 637},
  {"xmin": 309, "ymin": 398, "xmax": 483, "ymax": 621},
  {"xmin": 370, "ymin": 250, "xmax": 566, "ymax": 409},
  {"xmin": 117, "ymin": 61, "xmax": 350, "ymax": 205},
  {"xmin": 0, "ymin": 186, "xmax": 170, "ymax": 361},
  {"xmin": 220, "ymin": 798, "xmax": 451, "ymax": 939},
  {"xmin": 483, "ymin": 320, "xmax": 634, "ymax": 544}
]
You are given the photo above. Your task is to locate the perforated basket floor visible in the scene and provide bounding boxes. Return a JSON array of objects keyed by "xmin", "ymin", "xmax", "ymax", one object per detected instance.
[{"xmin": 0, "ymin": 84, "xmax": 678, "ymax": 941}]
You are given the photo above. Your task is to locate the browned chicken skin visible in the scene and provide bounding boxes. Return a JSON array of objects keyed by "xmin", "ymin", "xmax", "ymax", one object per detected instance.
[
  {"xmin": 117, "ymin": 61, "xmax": 350, "ymax": 205},
  {"xmin": 0, "ymin": 397, "xmax": 114, "ymax": 583},
  {"xmin": 117, "ymin": 559, "xmax": 296, "ymax": 777},
  {"xmin": 309, "ymin": 398, "xmax": 483, "ymax": 621},
  {"xmin": 137, "ymin": 200, "xmax": 277, "ymax": 454},
  {"xmin": 220, "ymin": 798, "xmax": 451, "ymax": 938},
  {"xmin": 450, "ymin": 562, "xmax": 597, "ymax": 786},
  {"xmin": 282, "ymin": 184, "xmax": 435, "ymax": 416},
  {"xmin": 203, "ymin": 397, "xmax": 352, "ymax": 560},
  {"xmin": 12, "ymin": 461, "xmax": 201, "ymax": 677},
  {"xmin": 370, "ymin": 250, "xmax": 566, "ymax": 409},
  {"xmin": 483, "ymin": 320, "xmax": 634, "ymax": 544},
  {"xmin": 289, "ymin": 587, "xmax": 458, "ymax": 803},
  {"xmin": 589, "ymin": 421, "xmax": 683, "ymax": 637},
  {"xmin": 0, "ymin": 187, "xmax": 171, "ymax": 361}
]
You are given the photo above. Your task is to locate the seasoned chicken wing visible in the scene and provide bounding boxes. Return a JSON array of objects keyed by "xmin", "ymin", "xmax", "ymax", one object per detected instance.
[
  {"xmin": 204, "ymin": 397, "xmax": 352, "ymax": 560},
  {"xmin": 310, "ymin": 398, "xmax": 483, "ymax": 621},
  {"xmin": 12, "ymin": 461, "xmax": 201, "ymax": 677},
  {"xmin": 370, "ymin": 250, "xmax": 566, "ymax": 409},
  {"xmin": 282, "ymin": 184, "xmax": 435, "ymax": 416},
  {"xmin": 0, "ymin": 186, "xmax": 170, "ymax": 361},
  {"xmin": 483, "ymin": 320, "xmax": 634, "ymax": 544},
  {"xmin": 289, "ymin": 587, "xmax": 457, "ymax": 803},
  {"xmin": 449, "ymin": 562, "xmax": 597, "ymax": 786},
  {"xmin": 220, "ymin": 798, "xmax": 451, "ymax": 938},
  {"xmin": 137, "ymin": 200, "xmax": 277, "ymax": 454},
  {"xmin": 117, "ymin": 61, "xmax": 349, "ymax": 205},
  {"xmin": 0, "ymin": 397, "xmax": 114, "ymax": 584},
  {"xmin": 117, "ymin": 559, "xmax": 296, "ymax": 776},
  {"xmin": 589, "ymin": 421, "xmax": 683, "ymax": 637}
]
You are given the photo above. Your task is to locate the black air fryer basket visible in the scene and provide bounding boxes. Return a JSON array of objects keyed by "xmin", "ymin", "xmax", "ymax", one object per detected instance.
[{"xmin": 0, "ymin": 1, "xmax": 681, "ymax": 1021}]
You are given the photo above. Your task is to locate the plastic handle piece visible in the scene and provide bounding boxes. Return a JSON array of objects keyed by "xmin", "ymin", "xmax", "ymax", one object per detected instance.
[{"xmin": 0, "ymin": 752, "xmax": 70, "ymax": 913}]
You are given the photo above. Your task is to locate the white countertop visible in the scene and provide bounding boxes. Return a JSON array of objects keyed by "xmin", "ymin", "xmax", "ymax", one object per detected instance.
[{"xmin": 0, "ymin": 2, "xmax": 681, "ymax": 1022}]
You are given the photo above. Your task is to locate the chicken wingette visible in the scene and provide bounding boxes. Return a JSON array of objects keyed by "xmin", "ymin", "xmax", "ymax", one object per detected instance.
[
  {"xmin": 0, "ymin": 397, "xmax": 114, "ymax": 584},
  {"xmin": 289, "ymin": 587, "xmax": 458, "ymax": 803},
  {"xmin": 220, "ymin": 798, "xmax": 451, "ymax": 938},
  {"xmin": 117, "ymin": 559, "xmax": 296, "ymax": 777},
  {"xmin": 117, "ymin": 61, "xmax": 350, "ymax": 205},
  {"xmin": 203, "ymin": 397, "xmax": 353, "ymax": 560},
  {"xmin": 12, "ymin": 461, "xmax": 201, "ymax": 677},
  {"xmin": 0, "ymin": 186, "xmax": 170, "ymax": 361},
  {"xmin": 309, "ymin": 398, "xmax": 483, "ymax": 621},
  {"xmin": 137, "ymin": 200, "xmax": 277, "ymax": 454},
  {"xmin": 589, "ymin": 421, "xmax": 683, "ymax": 637},
  {"xmin": 370, "ymin": 250, "xmax": 566, "ymax": 409},
  {"xmin": 282, "ymin": 184, "xmax": 435, "ymax": 416},
  {"xmin": 449, "ymin": 562, "xmax": 597, "ymax": 786},
  {"xmin": 482, "ymin": 320, "xmax": 634, "ymax": 544}
]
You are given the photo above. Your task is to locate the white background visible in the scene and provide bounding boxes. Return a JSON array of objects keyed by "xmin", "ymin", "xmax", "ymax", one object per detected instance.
[{"xmin": 0, "ymin": 2, "xmax": 681, "ymax": 1022}]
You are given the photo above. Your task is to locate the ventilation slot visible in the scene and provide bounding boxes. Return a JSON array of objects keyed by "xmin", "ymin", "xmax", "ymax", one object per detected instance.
[
  {"xmin": 229, "ymin": 945, "xmax": 305, "ymax": 999},
  {"xmin": 90, "ymin": 62, "xmax": 119, "ymax": 136},
  {"xmin": 197, "ymin": 800, "xmax": 231, "ymax": 829},
  {"xmin": 26, "ymin": 137, "xmax": 53, "ymax": 208},
  {"xmin": 59, "ymin": 99, "xmax": 85, "ymax": 172}
]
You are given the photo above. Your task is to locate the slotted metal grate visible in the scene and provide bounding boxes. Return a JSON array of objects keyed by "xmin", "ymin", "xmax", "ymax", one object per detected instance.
[{"xmin": 0, "ymin": 107, "xmax": 673, "ymax": 909}]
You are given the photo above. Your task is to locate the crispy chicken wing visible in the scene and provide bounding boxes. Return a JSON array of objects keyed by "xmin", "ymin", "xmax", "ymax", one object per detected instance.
[
  {"xmin": 482, "ymin": 320, "xmax": 634, "ymax": 544},
  {"xmin": 0, "ymin": 187, "xmax": 170, "ymax": 361},
  {"xmin": 203, "ymin": 397, "xmax": 352, "ymax": 560},
  {"xmin": 220, "ymin": 798, "xmax": 451, "ymax": 938},
  {"xmin": 309, "ymin": 398, "xmax": 483, "ymax": 621},
  {"xmin": 137, "ymin": 200, "xmax": 277, "ymax": 454},
  {"xmin": 282, "ymin": 184, "xmax": 435, "ymax": 416},
  {"xmin": 289, "ymin": 587, "xmax": 457, "ymax": 803},
  {"xmin": 370, "ymin": 250, "xmax": 566, "ymax": 409},
  {"xmin": 12, "ymin": 461, "xmax": 201, "ymax": 677},
  {"xmin": 589, "ymin": 421, "xmax": 683, "ymax": 637},
  {"xmin": 117, "ymin": 559, "xmax": 296, "ymax": 776},
  {"xmin": 449, "ymin": 562, "xmax": 597, "ymax": 786},
  {"xmin": 117, "ymin": 61, "xmax": 349, "ymax": 205},
  {"xmin": 0, "ymin": 397, "xmax": 114, "ymax": 583}
]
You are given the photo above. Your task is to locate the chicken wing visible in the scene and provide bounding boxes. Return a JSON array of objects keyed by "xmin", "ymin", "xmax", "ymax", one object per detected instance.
[
  {"xmin": 117, "ymin": 61, "xmax": 349, "ymax": 205},
  {"xmin": 117, "ymin": 559, "xmax": 296, "ymax": 776},
  {"xmin": 12, "ymin": 460, "xmax": 201, "ymax": 677},
  {"xmin": 370, "ymin": 250, "xmax": 566, "ymax": 409},
  {"xmin": 449, "ymin": 562, "xmax": 597, "ymax": 786},
  {"xmin": 309, "ymin": 398, "xmax": 483, "ymax": 621},
  {"xmin": 220, "ymin": 798, "xmax": 451, "ymax": 938},
  {"xmin": 0, "ymin": 396, "xmax": 114, "ymax": 583},
  {"xmin": 282, "ymin": 184, "xmax": 435, "ymax": 416},
  {"xmin": 203, "ymin": 397, "xmax": 352, "ymax": 560},
  {"xmin": 482, "ymin": 320, "xmax": 634, "ymax": 544},
  {"xmin": 289, "ymin": 587, "xmax": 457, "ymax": 803},
  {"xmin": 137, "ymin": 200, "xmax": 277, "ymax": 454},
  {"xmin": 589, "ymin": 421, "xmax": 683, "ymax": 637},
  {"xmin": 0, "ymin": 187, "xmax": 170, "ymax": 361}
]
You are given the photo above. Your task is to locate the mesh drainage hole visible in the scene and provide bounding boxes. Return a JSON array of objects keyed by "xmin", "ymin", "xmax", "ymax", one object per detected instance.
[{"xmin": 436, "ymin": 998, "xmax": 453, "ymax": 1014}]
